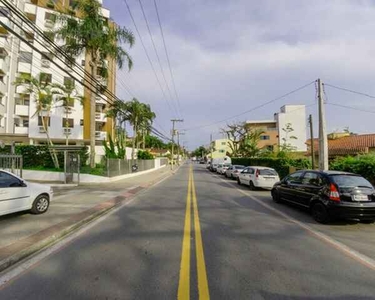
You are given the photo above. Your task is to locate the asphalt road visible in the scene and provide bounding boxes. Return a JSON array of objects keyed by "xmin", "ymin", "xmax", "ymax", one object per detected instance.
[{"xmin": 1, "ymin": 163, "xmax": 375, "ymax": 299}]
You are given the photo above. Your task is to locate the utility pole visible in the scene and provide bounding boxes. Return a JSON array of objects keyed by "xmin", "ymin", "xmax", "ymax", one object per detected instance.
[
  {"xmin": 177, "ymin": 131, "xmax": 185, "ymax": 165},
  {"xmin": 170, "ymin": 119, "xmax": 183, "ymax": 169},
  {"xmin": 210, "ymin": 133, "xmax": 213, "ymax": 162},
  {"xmin": 318, "ymin": 78, "xmax": 328, "ymax": 170},
  {"xmin": 309, "ymin": 114, "xmax": 315, "ymax": 169}
]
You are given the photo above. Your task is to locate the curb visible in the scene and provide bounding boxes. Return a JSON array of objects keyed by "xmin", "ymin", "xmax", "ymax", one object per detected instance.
[{"xmin": 0, "ymin": 168, "xmax": 177, "ymax": 273}]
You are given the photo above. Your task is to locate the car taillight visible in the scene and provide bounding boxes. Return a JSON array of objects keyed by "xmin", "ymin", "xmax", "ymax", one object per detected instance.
[
  {"xmin": 256, "ymin": 169, "xmax": 260, "ymax": 178},
  {"xmin": 329, "ymin": 184, "xmax": 340, "ymax": 202}
]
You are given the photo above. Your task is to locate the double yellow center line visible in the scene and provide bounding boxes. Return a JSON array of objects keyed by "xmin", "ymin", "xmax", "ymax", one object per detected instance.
[{"xmin": 178, "ymin": 166, "xmax": 210, "ymax": 300}]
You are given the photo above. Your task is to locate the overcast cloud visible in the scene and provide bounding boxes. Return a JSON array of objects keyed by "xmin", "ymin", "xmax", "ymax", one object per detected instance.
[{"xmin": 104, "ymin": 0, "xmax": 375, "ymax": 149}]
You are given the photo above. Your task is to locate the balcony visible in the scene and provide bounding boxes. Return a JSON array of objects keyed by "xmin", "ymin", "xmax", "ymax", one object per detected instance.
[
  {"xmin": 95, "ymin": 95, "xmax": 107, "ymax": 105},
  {"xmin": 44, "ymin": 19, "xmax": 55, "ymax": 30},
  {"xmin": 0, "ymin": 37, "xmax": 9, "ymax": 50},
  {"xmin": 15, "ymin": 105, "xmax": 29, "ymax": 116},
  {"xmin": 100, "ymin": 7, "xmax": 110, "ymax": 19},
  {"xmin": 95, "ymin": 112, "xmax": 107, "ymax": 122},
  {"xmin": 18, "ymin": 62, "xmax": 31, "ymax": 74},
  {"xmin": 0, "ymin": 58, "xmax": 7, "ymax": 74},
  {"xmin": 0, "ymin": 81, "xmax": 6, "ymax": 94},
  {"xmin": 14, "ymin": 126, "xmax": 28, "ymax": 134},
  {"xmin": 25, "ymin": 2, "xmax": 37, "ymax": 15},
  {"xmin": 95, "ymin": 131, "xmax": 107, "ymax": 140}
]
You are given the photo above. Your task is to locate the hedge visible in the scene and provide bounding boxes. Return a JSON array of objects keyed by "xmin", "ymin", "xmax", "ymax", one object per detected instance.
[
  {"xmin": 330, "ymin": 154, "xmax": 375, "ymax": 184},
  {"xmin": 231, "ymin": 157, "xmax": 311, "ymax": 179},
  {"xmin": 0, "ymin": 145, "xmax": 89, "ymax": 169}
]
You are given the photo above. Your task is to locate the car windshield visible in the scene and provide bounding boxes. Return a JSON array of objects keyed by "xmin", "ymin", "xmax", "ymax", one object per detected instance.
[
  {"xmin": 331, "ymin": 175, "xmax": 373, "ymax": 188},
  {"xmin": 259, "ymin": 169, "xmax": 277, "ymax": 176},
  {"xmin": 223, "ymin": 164, "xmax": 231, "ymax": 167},
  {"xmin": 234, "ymin": 165, "xmax": 244, "ymax": 169}
]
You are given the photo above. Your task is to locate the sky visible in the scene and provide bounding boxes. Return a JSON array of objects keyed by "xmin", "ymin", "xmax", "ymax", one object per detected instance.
[{"xmin": 104, "ymin": 0, "xmax": 375, "ymax": 150}]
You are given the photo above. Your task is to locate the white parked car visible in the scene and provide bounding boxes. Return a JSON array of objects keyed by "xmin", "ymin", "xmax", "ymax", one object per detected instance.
[
  {"xmin": 217, "ymin": 163, "xmax": 231, "ymax": 175},
  {"xmin": 237, "ymin": 166, "xmax": 280, "ymax": 190},
  {"xmin": 0, "ymin": 170, "xmax": 53, "ymax": 217},
  {"xmin": 225, "ymin": 165, "xmax": 245, "ymax": 179}
]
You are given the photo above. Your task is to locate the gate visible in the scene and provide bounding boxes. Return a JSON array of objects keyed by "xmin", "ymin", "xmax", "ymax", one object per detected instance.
[{"xmin": 0, "ymin": 155, "xmax": 23, "ymax": 177}]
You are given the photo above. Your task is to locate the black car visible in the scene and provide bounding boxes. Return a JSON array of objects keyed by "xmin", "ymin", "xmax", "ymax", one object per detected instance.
[{"xmin": 271, "ymin": 170, "xmax": 375, "ymax": 223}]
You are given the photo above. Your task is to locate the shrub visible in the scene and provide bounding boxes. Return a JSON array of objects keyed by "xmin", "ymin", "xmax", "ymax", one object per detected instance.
[
  {"xmin": 231, "ymin": 157, "xmax": 311, "ymax": 179},
  {"xmin": 330, "ymin": 154, "xmax": 375, "ymax": 184},
  {"xmin": 137, "ymin": 150, "xmax": 154, "ymax": 160},
  {"xmin": 0, "ymin": 145, "xmax": 89, "ymax": 169}
]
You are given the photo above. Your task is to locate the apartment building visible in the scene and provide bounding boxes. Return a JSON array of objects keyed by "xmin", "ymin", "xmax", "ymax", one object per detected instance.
[
  {"xmin": 0, "ymin": 0, "xmax": 115, "ymax": 145},
  {"xmin": 245, "ymin": 105, "xmax": 307, "ymax": 152},
  {"xmin": 208, "ymin": 138, "xmax": 233, "ymax": 159}
]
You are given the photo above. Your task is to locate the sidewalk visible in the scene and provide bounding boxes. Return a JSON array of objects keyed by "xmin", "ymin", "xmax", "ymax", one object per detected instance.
[{"xmin": 0, "ymin": 165, "xmax": 176, "ymax": 272}]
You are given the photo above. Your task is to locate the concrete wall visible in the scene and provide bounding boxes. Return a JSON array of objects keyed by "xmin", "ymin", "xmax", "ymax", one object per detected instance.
[{"xmin": 22, "ymin": 158, "xmax": 167, "ymax": 184}]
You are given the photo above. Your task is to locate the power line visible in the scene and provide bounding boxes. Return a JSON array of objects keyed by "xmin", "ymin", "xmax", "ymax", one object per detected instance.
[
  {"xmin": 327, "ymin": 103, "xmax": 375, "ymax": 115},
  {"xmin": 122, "ymin": 0, "xmax": 178, "ymax": 118},
  {"xmin": 182, "ymin": 80, "xmax": 317, "ymax": 131},
  {"xmin": 138, "ymin": 0, "xmax": 180, "ymax": 119},
  {"xmin": 153, "ymin": 0, "xmax": 182, "ymax": 116},
  {"xmin": 0, "ymin": 13, "xmax": 168, "ymax": 141},
  {"xmin": 323, "ymin": 83, "xmax": 375, "ymax": 100}
]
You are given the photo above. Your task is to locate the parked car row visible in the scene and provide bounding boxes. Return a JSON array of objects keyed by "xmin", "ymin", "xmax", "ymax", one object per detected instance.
[{"xmin": 206, "ymin": 162, "xmax": 375, "ymax": 224}]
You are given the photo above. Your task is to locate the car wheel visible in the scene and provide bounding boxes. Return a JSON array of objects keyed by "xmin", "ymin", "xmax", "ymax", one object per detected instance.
[
  {"xmin": 230, "ymin": 174, "xmax": 234, "ymax": 179},
  {"xmin": 224, "ymin": 173, "xmax": 227, "ymax": 178},
  {"xmin": 311, "ymin": 202, "xmax": 330, "ymax": 224},
  {"xmin": 237, "ymin": 178, "xmax": 241, "ymax": 185},
  {"xmin": 272, "ymin": 190, "xmax": 282, "ymax": 203},
  {"xmin": 31, "ymin": 194, "xmax": 50, "ymax": 214},
  {"xmin": 249, "ymin": 181, "xmax": 256, "ymax": 191}
]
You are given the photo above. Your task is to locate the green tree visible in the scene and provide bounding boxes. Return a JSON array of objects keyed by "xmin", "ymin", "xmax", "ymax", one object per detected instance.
[
  {"xmin": 52, "ymin": 80, "xmax": 84, "ymax": 145},
  {"xmin": 126, "ymin": 98, "xmax": 155, "ymax": 163},
  {"xmin": 56, "ymin": 0, "xmax": 135, "ymax": 167},
  {"xmin": 221, "ymin": 122, "xmax": 247, "ymax": 157},
  {"xmin": 240, "ymin": 128, "xmax": 265, "ymax": 157},
  {"xmin": 192, "ymin": 146, "xmax": 207, "ymax": 158},
  {"xmin": 145, "ymin": 135, "xmax": 166, "ymax": 149},
  {"xmin": 279, "ymin": 123, "xmax": 298, "ymax": 157},
  {"xmin": 14, "ymin": 73, "xmax": 60, "ymax": 168},
  {"xmin": 106, "ymin": 100, "xmax": 130, "ymax": 138}
]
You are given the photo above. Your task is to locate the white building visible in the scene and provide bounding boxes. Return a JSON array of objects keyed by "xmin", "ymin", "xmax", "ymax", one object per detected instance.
[
  {"xmin": 275, "ymin": 105, "xmax": 307, "ymax": 152},
  {"xmin": 245, "ymin": 104, "xmax": 307, "ymax": 152},
  {"xmin": 0, "ymin": 0, "xmax": 114, "ymax": 145}
]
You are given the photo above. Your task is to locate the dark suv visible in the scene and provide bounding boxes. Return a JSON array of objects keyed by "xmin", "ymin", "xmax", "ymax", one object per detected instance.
[{"xmin": 271, "ymin": 170, "xmax": 375, "ymax": 223}]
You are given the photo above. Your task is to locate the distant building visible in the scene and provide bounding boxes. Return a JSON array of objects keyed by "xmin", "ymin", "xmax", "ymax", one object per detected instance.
[
  {"xmin": 208, "ymin": 138, "xmax": 232, "ymax": 159},
  {"xmin": 245, "ymin": 104, "xmax": 307, "ymax": 152},
  {"xmin": 307, "ymin": 132, "xmax": 375, "ymax": 159}
]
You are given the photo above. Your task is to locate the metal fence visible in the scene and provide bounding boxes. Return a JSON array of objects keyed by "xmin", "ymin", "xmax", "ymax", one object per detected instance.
[
  {"xmin": 0, "ymin": 155, "xmax": 23, "ymax": 177},
  {"xmin": 106, "ymin": 159, "xmax": 156, "ymax": 177}
]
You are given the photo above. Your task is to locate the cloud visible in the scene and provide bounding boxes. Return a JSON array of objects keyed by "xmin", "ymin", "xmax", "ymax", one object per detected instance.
[{"xmin": 105, "ymin": 0, "xmax": 375, "ymax": 149}]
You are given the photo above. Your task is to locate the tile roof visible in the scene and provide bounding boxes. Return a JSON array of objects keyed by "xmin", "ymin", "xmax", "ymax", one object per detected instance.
[{"xmin": 306, "ymin": 134, "xmax": 375, "ymax": 156}]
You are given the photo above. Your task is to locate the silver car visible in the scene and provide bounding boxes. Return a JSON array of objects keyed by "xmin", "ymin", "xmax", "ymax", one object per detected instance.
[
  {"xmin": 217, "ymin": 163, "xmax": 231, "ymax": 175},
  {"xmin": 225, "ymin": 165, "xmax": 245, "ymax": 179}
]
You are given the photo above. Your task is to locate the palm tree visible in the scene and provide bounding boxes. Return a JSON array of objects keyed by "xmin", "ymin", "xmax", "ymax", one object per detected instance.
[
  {"xmin": 106, "ymin": 100, "xmax": 129, "ymax": 139},
  {"xmin": 52, "ymin": 81, "xmax": 84, "ymax": 145},
  {"xmin": 56, "ymin": 0, "xmax": 135, "ymax": 168},
  {"xmin": 126, "ymin": 99, "xmax": 156, "ymax": 163},
  {"xmin": 14, "ymin": 73, "xmax": 60, "ymax": 168},
  {"xmin": 139, "ymin": 104, "xmax": 156, "ymax": 150}
]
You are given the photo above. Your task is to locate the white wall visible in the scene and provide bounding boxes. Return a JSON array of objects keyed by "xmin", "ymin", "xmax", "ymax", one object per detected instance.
[{"xmin": 276, "ymin": 105, "xmax": 307, "ymax": 151}]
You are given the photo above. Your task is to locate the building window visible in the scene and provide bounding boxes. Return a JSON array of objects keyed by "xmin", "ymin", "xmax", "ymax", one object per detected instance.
[
  {"xmin": 40, "ymin": 73, "xmax": 52, "ymax": 84},
  {"xmin": 64, "ymin": 76, "xmax": 75, "ymax": 87},
  {"xmin": 81, "ymin": 60, "xmax": 85, "ymax": 67},
  {"xmin": 80, "ymin": 119, "xmax": 84, "ymax": 126},
  {"xmin": 219, "ymin": 149, "xmax": 225, "ymax": 153},
  {"xmin": 38, "ymin": 116, "xmax": 51, "ymax": 126},
  {"xmin": 221, "ymin": 142, "xmax": 226, "ymax": 145},
  {"xmin": 22, "ymin": 119, "xmax": 29, "ymax": 127},
  {"xmin": 62, "ymin": 118, "xmax": 74, "ymax": 128},
  {"xmin": 45, "ymin": 12, "xmax": 56, "ymax": 22},
  {"xmin": 18, "ymin": 51, "xmax": 32, "ymax": 63},
  {"xmin": 266, "ymin": 145, "xmax": 274, "ymax": 151},
  {"xmin": 260, "ymin": 135, "xmax": 270, "ymax": 140}
]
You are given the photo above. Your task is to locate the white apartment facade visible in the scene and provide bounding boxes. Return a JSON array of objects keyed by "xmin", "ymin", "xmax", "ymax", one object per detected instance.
[
  {"xmin": 0, "ymin": 0, "xmax": 114, "ymax": 145},
  {"xmin": 245, "ymin": 104, "xmax": 307, "ymax": 152}
]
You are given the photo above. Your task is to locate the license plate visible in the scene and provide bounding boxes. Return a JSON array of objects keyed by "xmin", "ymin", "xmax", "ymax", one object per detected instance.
[{"xmin": 352, "ymin": 195, "xmax": 370, "ymax": 201}]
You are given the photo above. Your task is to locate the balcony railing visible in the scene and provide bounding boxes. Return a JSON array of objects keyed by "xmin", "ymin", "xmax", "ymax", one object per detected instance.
[{"xmin": 95, "ymin": 131, "xmax": 106, "ymax": 140}]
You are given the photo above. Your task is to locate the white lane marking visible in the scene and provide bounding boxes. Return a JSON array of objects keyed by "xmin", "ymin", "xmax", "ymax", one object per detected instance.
[
  {"xmin": 0, "ymin": 170, "xmax": 175, "ymax": 287},
  {"xmin": 216, "ymin": 175, "xmax": 375, "ymax": 271}
]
